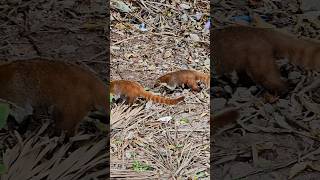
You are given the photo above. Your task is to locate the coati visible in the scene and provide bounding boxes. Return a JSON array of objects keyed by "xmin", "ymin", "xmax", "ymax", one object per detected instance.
[
  {"xmin": 110, "ymin": 80, "xmax": 185, "ymax": 105},
  {"xmin": 154, "ymin": 70, "xmax": 210, "ymax": 92},
  {"xmin": 0, "ymin": 59, "xmax": 108, "ymax": 136},
  {"xmin": 213, "ymin": 26, "xmax": 320, "ymax": 94}
]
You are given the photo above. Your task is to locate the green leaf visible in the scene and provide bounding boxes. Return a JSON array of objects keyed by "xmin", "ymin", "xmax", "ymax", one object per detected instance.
[
  {"xmin": 180, "ymin": 118, "xmax": 189, "ymax": 124},
  {"xmin": 0, "ymin": 102, "xmax": 10, "ymax": 129},
  {"xmin": 0, "ymin": 163, "xmax": 6, "ymax": 175},
  {"xmin": 176, "ymin": 144, "xmax": 183, "ymax": 148},
  {"xmin": 110, "ymin": 94, "xmax": 113, "ymax": 103},
  {"xmin": 195, "ymin": 171, "xmax": 206, "ymax": 178},
  {"xmin": 132, "ymin": 160, "xmax": 152, "ymax": 172},
  {"xmin": 114, "ymin": 139, "xmax": 122, "ymax": 145}
]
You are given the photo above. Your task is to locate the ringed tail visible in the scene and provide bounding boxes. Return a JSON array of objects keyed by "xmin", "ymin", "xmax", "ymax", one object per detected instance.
[{"xmin": 141, "ymin": 91, "xmax": 184, "ymax": 105}]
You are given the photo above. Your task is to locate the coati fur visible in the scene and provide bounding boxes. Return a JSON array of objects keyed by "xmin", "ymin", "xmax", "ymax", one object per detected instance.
[
  {"xmin": 111, "ymin": 80, "xmax": 185, "ymax": 105},
  {"xmin": 154, "ymin": 70, "xmax": 210, "ymax": 92},
  {"xmin": 0, "ymin": 59, "xmax": 108, "ymax": 136},
  {"xmin": 213, "ymin": 26, "xmax": 320, "ymax": 94}
]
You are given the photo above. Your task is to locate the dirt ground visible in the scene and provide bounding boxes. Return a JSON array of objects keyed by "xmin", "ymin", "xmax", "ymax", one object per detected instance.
[
  {"xmin": 0, "ymin": 0, "xmax": 107, "ymax": 79},
  {"xmin": 110, "ymin": 0, "xmax": 210, "ymax": 179},
  {"xmin": 0, "ymin": 0, "xmax": 108, "ymax": 179},
  {"xmin": 212, "ymin": 0, "xmax": 320, "ymax": 179}
]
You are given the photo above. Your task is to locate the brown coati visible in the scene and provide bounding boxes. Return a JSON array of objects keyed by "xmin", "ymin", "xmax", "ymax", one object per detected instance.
[
  {"xmin": 0, "ymin": 59, "xmax": 108, "ymax": 136},
  {"xmin": 154, "ymin": 70, "xmax": 210, "ymax": 92},
  {"xmin": 213, "ymin": 26, "xmax": 320, "ymax": 94},
  {"xmin": 111, "ymin": 80, "xmax": 185, "ymax": 105}
]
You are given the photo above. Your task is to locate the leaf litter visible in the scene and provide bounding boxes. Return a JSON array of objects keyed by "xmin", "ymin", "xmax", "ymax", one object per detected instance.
[
  {"xmin": 110, "ymin": 0, "xmax": 210, "ymax": 179},
  {"xmin": 0, "ymin": 0, "xmax": 108, "ymax": 179},
  {"xmin": 213, "ymin": 0, "xmax": 320, "ymax": 179}
]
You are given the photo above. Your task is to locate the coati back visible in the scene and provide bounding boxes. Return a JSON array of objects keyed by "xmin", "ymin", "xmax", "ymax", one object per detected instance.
[
  {"xmin": 213, "ymin": 26, "xmax": 320, "ymax": 94},
  {"xmin": 154, "ymin": 70, "xmax": 210, "ymax": 92},
  {"xmin": 0, "ymin": 59, "xmax": 108, "ymax": 136},
  {"xmin": 111, "ymin": 80, "xmax": 185, "ymax": 105}
]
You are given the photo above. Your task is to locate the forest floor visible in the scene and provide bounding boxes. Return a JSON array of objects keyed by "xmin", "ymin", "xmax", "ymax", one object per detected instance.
[
  {"xmin": 110, "ymin": 0, "xmax": 210, "ymax": 179},
  {"xmin": 0, "ymin": 0, "xmax": 108, "ymax": 179},
  {"xmin": 212, "ymin": 0, "xmax": 320, "ymax": 179}
]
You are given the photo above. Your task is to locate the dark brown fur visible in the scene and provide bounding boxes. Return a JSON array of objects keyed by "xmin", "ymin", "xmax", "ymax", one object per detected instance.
[
  {"xmin": 111, "ymin": 80, "xmax": 184, "ymax": 105},
  {"xmin": 154, "ymin": 70, "xmax": 210, "ymax": 92},
  {"xmin": 213, "ymin": 26, "xmax": 320, "ymax": 94},
  {"xmin": 0, "ymin": 59, "xmax": 108, "ymax": 136}
]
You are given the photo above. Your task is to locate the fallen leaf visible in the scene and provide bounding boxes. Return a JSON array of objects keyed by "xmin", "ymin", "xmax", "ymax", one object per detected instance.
[
  {"xmin": 190, "ymin": 33, "xmax": 200, "ymax": 41},
  {"xmin": 179, "ymin": 118, "xmax": 189, "ymax": 124},
  {"xmin": 158, "ymin": 116, "xmax": 172, "ymax": 123},
  {"xmin": 179, "ymin": 3, "xmax": 190, "ymax": 10},
  {"xmin": 114, "ymin": 23, "xmax": 127, "ymax": 30},
  {"xmin": 289, "ymin": 161, "xmax": 310, "ymax": 179},
  {"xmin": 112, "ymin": 0, "xmax": 131, "ymax": 13},
  {"xmin": 163, "ymin": 50, "xmax": 172, "ymax": 58}
]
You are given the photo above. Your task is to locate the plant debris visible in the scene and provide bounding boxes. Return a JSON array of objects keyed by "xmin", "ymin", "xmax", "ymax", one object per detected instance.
[
  {"xmin": 212, "ymin": 0, "xmax": 320, "ymax": 179},
  {"xmin": 0, "ymin": 0, "xmax": 108, "ymax": 179},
  {"xmin": 110, "ymin": 0, "xmax": 210, "ymax": 178}
]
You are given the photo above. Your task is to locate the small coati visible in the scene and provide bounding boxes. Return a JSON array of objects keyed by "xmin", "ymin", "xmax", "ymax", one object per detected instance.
[
  {"xmin": 0, "ymin": 59, "xmax": 108, "ymax": 136},
  {"xmin": 110, "ymin": 80, "xmax": 185, "ymax": 105},
  {"xmin": 154, "ymin": 70, "xmax": 210, "ymax": 92},
  {"xmin": 213, "ymin": 26, "xmax": 320, "ymax": 94}
]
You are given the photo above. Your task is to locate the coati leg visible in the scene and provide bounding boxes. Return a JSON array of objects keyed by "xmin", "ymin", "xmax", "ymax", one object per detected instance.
[
  {"xmin": 51, "ymin": 108, "xmax": 67, "ymax": 136},
  {"xmin": 246, "ymin": 56, "xmax": 288, "ymax": 94},
  {"xmin": 126, "ymin": 96, "xmax": 136, "ymax": 105},
  {"xmin": 51, "ymin": 104, "xmax": 80, "ymax": 137},
  {"xmin": 187, "ymin": 80, "xmax": 201, "ymax": 92}
]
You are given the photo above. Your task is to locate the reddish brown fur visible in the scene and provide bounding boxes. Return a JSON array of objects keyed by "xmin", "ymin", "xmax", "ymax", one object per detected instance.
[
  {"xmin": 213, "ymin": 26, "xmax": 320, "ymax": 94},
  {"xmin": 111, "ymin": 80, "xmax": 184, "ymax": 105},
  {"xmin": 154, "ymin": 70, "xmax": 210, "ymax": 92},
  {"xmin": 0, "ymin": 59, "xmax": 108, "ymax": 136}
]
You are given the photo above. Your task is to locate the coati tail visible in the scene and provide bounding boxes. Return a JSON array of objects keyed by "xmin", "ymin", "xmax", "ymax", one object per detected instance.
[
  {"xmin": 286, "ymin": 47, "xmax": 320, "ymax": 71},
  {"xmin": 141, "ymin": 91, "xmax": 184, "ymax": 105}
]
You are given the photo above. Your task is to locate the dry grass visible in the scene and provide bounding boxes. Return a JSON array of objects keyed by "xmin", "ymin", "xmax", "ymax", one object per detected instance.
[
  {"xmin": 1, "ymin": 122, "xmax": 108, "ymax": 180},
  {"xmin": 0, "ymin": 0, "xmax": 108, "ymax": 179},
  {"xmin": 110, "ymin": 0, "xmax": 210, "ymax": 179},
  {"xmin": 212, "ymin": 0, "xmax": 320, "ymax": 179},
  {"xmin": 110, "ymin": 104, "xmax": 209, "ymax": 179}
]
